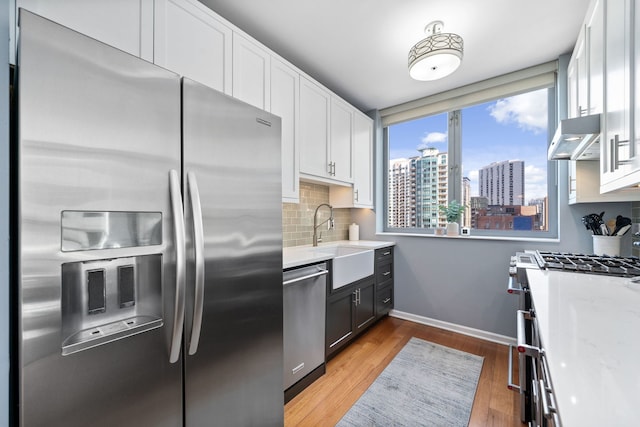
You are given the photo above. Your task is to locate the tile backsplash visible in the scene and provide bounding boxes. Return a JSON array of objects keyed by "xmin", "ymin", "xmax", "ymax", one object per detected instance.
[{"xmin": 282, "ymin": 182, "xmax": 350, "ymax": 247}]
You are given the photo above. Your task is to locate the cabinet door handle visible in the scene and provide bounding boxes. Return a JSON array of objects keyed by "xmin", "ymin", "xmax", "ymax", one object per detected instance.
[
  {"xmin": 382, "ymin": 251, "xmax": 391, "ymax": 256},
  {"xmin": 354, "ymin": 189, "xmax": 359, "ymax": 201},
  {"xmin": 613, "ymin": 134, "xmax": 632, "ymax": 170},
  {"xmin": 383, "ymin": 297, "xmax": 391, "ymax": 304},
  {"xmin": 382, "ymin": 271, "xmax": 391, "ymax": 276}
]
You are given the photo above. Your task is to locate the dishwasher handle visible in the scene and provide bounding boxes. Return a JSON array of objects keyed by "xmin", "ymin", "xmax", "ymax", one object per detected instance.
[{"xmin": 283, "ymin": 268, "xmax": 329, "ymax": 286}]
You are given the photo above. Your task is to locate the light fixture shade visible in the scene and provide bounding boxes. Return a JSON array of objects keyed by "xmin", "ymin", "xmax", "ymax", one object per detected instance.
[{"xmin": 409, "ymin": 21, "xmax": 463, "ymax": 81}]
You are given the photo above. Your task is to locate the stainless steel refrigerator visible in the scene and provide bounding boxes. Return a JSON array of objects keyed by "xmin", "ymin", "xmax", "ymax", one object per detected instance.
[{"xmin": 15, "ymin": 10, "xmax": 283, "ymax": 426}]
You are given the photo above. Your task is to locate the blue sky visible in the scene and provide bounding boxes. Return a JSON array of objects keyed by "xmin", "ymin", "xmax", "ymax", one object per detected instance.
[{"xmin": 388, "ymin": 89, "xmax": 549, "ymax": 201}]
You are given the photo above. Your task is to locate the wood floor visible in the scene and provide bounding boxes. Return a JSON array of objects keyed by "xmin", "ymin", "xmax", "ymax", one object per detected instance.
[{"xmin": 284, "ymin": 316, "xmax": 522, "ymax": 427}]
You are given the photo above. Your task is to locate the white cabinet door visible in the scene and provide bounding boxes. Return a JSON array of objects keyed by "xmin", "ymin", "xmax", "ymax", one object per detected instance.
[
  {"xmin": 233, "ymin": 33, "xmax": 270, "ymax": 110},
  {"xmin": 271, "ymin": 58, "xmax": 299, "ymax": 203},
  {"xmin": 352, "ymin": 112, "xmax": 373, "ymax": 208},
  {"xmin": 154, "ymin": 0, "xmax": 232, "ymax": 95},
  {"xmin": 567, "ymin": 55, "xmax": 580, "ymax": 119},
  {"xmin": 330, "ymin": 97, "xmax": 353, "ymax": 183},
  {"xmin": 16, "ymin": 0, "xmax": 154, "ymax": 62},
  {"xmin": 330, "ymin": 112, "xmax": 373, "ymax": 208},
  {"xmin": 299, "ymin": 76, "xmax": 330, "ymax": 178},
  {"xmin": 587, "ymin": 0, "xmax": 604, "ymax": 115},
  {"xmin": 601, "ymin": 0, "xmax": 632, "ymax": 189},
  {"xmin": 567, "ymin": 24, "xmax": 588, "ymax": 119}
]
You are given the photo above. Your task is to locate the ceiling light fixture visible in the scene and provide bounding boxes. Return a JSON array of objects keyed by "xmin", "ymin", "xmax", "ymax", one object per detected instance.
[{"xmin": 408, "ymin": 20, "xmax": 463, "ymax": 81}]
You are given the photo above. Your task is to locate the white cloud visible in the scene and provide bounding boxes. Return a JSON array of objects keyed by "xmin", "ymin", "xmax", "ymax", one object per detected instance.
[
  {"xmin": 417, "ymin": 131, "xmax": 447, "ymax": 151},
  {"xmin": 524, "ymin": 164, "xmax": 547, "ymax": 200},
  {"xmin": 488, "ymin": 90, "xmax": 547, "ymax": 134},
  {"xmin": 422, "ymin": 131, "xmax": 447, "ymax": 144}
]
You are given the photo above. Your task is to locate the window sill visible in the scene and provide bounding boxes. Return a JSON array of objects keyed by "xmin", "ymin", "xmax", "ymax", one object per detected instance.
[{"xmin": 376, "ymin": 231, "xmax": 560, "ymax": 243}]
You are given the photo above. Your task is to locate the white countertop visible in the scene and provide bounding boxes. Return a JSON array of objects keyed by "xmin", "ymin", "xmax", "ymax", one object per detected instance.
[
  {"xmin": 283, "ymin": 240, "xmax": 395, "ymax": 269},
  {"xmin": 526, "ymin": 269, "xmax": 640, "ymax": 426}
]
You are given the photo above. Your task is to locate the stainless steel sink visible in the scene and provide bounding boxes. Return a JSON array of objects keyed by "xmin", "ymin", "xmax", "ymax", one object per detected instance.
[{"xmin": 315, "ymin": 246, "xmax": 374, "ymax": 290}]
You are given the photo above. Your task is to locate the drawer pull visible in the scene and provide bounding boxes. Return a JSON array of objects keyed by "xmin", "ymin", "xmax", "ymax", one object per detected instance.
[
  {"xmin": 382, "ymin": 271, "xmax": 391, "ymax": 276},
  {"xmin": 383, "ymin": 298, "xmax": 391, "ymax": 304},
  {"xmin": 292, "ymin": 362, "xmax": 305, "ymax": 375},
  {"xmin": 382, "ymin": 251, "xmax": 391, "ymax": 256}
]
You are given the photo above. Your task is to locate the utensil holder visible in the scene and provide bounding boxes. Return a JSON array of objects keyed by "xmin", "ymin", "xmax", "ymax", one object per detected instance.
[{"xmin": 592, "ymin": 235, "xmax": 622, "ymax": 256}]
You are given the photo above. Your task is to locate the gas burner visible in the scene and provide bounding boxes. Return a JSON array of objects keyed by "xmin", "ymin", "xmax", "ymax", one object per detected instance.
[{"xmin": 536, "ymin": 251, "xmax": 640, "ymax": 278}]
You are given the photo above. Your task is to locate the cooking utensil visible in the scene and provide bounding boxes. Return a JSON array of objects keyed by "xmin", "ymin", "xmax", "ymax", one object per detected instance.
[
  {"xmin": 615, "ymin": 224, "xmax": 631, "ymax": 236},
  {"xmin": 612, "ymin": 215, "xmax": 632, "ymax": 236},
  {"xmin": 582, "ymin": 212, "xmax": 606, "ymax": 235}
]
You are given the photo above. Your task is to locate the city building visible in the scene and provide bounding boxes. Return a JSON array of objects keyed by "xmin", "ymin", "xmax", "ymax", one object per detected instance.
[
  {"xmin": 479, "ymin": 160, "xmax": 525, "ymax": 206},
  {"xmin": 388, "ymin": 148, "xmax": 448, "ymax": 228}
]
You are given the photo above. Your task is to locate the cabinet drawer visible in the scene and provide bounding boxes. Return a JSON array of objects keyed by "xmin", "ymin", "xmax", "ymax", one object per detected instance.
[
  {"xmin": 376, "ymin": 262, "xmax": 393, "ymax": 285},
  {"xmin": 375, "ymin": 247, "xmax": 393, "ymax": 263},
  {"xmin": 376, "ymin": 285, "xmax": 393, "ymax": 316}
]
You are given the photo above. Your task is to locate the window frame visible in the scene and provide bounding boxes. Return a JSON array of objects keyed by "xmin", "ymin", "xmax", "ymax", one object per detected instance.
[{"xmin": 381, "ymin": 65, "xmax": 559, "ymax": 240}]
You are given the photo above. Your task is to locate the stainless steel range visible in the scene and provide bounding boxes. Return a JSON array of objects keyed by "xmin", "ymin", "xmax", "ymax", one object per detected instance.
[
  {"xmin": 507, "ymin": 249, "xmax": 640, "ymax": 426},
  {"xmin": 514, "ymin": 250, "xmax": 640, "ymax": 277},
  {"xmin": 509, "ymin": 250, "xmax": 640, "ymax": 426}
]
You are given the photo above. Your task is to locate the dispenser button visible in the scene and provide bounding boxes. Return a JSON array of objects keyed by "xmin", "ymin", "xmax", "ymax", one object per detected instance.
[
  {"xmin": 118, "ymin": 265, "xmax": 135, "ymax": 308},
  {"xmin": 87, "ymin": 269, "xmax": 106, "ymax": 315}
]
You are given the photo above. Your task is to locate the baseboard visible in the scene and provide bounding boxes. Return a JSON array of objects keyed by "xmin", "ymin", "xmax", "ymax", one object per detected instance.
[{"xmin": 389, "ymin": 310, "xmax": 516, "ymax": 346}]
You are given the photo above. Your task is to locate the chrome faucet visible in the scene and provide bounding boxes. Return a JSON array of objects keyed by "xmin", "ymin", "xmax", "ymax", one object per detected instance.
[{"xmin": 313, "ymin": 203, "xmax": 334, "ymax": 246}]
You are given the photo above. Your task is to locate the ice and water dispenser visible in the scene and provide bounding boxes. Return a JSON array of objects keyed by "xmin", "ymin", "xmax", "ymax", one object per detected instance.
[{"xmin": 60, "ymin": 211, "xmax": 164, "ymax": 355}]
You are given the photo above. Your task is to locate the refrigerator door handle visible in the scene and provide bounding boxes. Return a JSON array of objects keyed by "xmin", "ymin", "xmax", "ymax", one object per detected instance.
[
  {"xmin": 187, "ymin": 172, "xmax": 205, "ymax": 356},
  {"xmin": 169, "ymin": 170, "xmax": 186, "ymax": 363}
]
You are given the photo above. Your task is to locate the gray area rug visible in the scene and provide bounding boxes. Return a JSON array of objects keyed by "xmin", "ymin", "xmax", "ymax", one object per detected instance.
[{"xmin": 336, "ymin": 337, "xmax": 484, "ymax": 427}]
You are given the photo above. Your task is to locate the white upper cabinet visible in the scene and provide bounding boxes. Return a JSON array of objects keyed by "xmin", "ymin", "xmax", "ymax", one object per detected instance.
[
  {"xmin": 567, "ymin": 0, "xmax": 603, "ymax": 118},
  {"xmin": 329, "ymin": 97, "xmax": 354, "ymax": 183},
  {"xmin": 331, "ymin": 111, "xmax": 373, "ymax": 208},
  {"xmin": 567, "ymin": 31, "xmax": 587, "ymax": 118},
  {"xmin": 568, "ymin": 160, "xmax": 640, "ymax": 203},
  {"xmin": 15, "ymin": 0, "xmax": 154, "ymax": 63},
  {"xmin": 587, "ymin": 0, "xmax": 604, "ymax": 115},
  {"xmin": 233, "ymin": 33, "xmax": 270, "ymax": 110},
  {"xmin": 271, "ymin": 58, "xmax": 299, "ymax": 203},
  {"xmin": 299, "ymin": 76, "xmax": 356, "ymax": 185},
  {"xmin": 601, "ymin": 0, "xmax": 634, "ymax": 190},
  {"xmin": 154, "ymin": 0, "xmax": 232, "ymax": 95},
  {"xmin": 352, "ymin": 112, "xmax": 374, "ymax": 208},
  {"xmin": 299, "ymin": 76, "xmax": 331, "ymax": 179}
]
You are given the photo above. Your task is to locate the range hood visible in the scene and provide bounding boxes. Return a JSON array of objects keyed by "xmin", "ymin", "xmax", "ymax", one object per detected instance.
[{"xmin": 547, "ymin": 114, "xmax": 601, "ymax": 160}]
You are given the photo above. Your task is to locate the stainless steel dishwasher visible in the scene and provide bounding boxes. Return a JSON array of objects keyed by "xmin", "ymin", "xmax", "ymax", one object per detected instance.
[{"xmin": 283, "ymin": 262, "xmax": 328, "ymax": 400}]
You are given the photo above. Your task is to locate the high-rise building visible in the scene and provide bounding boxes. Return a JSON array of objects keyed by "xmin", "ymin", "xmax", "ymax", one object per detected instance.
[
  {"xmin": 479, "ymin": 160, "xmax": 525, "ymax": 206},
  {"xmin": 387, "ymin": 148, "xmax": 448, "ymax": 228},
  {"xmin": 462, "ymin": 177, "xmax": 471, "ymax": 228},
  {"xmin": 388, "ymin": 158, "xmax": 414, "ymax": 227}
]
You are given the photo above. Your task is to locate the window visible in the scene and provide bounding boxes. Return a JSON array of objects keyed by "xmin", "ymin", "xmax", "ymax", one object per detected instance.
[{"xmin": 382, "ymin": 64, "xmax": 557, "ymax": 238}]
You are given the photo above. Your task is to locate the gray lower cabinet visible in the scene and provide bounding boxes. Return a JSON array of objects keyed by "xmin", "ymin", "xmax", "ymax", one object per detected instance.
[
  {"xmin": 326, "ymin": 275, "xmax": 375, "ymax": 358},
  {"xmin": 375, "ymin": 247, "xmax": 394, "ymax": 319},
  {"xmin": 325, "ymin": 246, "xmax": 394, "ymax": 358}
]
